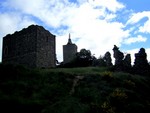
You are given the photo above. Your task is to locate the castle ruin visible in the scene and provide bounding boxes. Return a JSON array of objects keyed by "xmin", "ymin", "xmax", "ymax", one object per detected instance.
[
  {"xmin": 2, "ymin": 25, "xmax": 56, "ymax": 68},
  {"xmin": 63, "ymin": 34, "xmax": 77, "ymax": 64}
]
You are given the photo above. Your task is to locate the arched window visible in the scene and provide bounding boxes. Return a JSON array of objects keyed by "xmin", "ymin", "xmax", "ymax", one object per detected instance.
[{"xmin": 4, "ymin": 46, "xmax": 8, "ymax": 56}]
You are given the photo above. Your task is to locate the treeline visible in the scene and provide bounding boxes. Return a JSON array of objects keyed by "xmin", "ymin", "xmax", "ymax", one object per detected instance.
[{"xmin": 59, "ymin": 45, "xmax": 150, "ymax": 75}]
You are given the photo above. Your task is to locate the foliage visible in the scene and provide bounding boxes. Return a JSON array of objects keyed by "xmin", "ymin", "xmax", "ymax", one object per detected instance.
[
  {"xmin": 92, "ymin": 56, "xmax": 106, "ymax": 67},
  {"xmin": 60, "ymin": 48, "xmax": 96, "ymax": 67}
]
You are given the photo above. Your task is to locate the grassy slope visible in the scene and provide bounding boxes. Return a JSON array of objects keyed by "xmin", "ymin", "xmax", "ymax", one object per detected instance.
[{"xmin": 0, "ymin": 64, "xmax": 150, "ymax": 113}]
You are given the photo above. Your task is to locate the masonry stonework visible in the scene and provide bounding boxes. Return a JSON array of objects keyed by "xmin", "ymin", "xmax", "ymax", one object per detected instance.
[
  {"xmin": 63, "ymin": 34, "xmax": 77, "ymax": 64},
  {"xmin": 2, "ymin": 25, "xmax": 56, "ymax": 68}
]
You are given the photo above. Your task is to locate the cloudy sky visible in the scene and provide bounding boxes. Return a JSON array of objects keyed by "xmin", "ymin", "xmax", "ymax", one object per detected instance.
[{"xmin": 0, "ymin": 0, "xmax": 150, "ymax": 63}]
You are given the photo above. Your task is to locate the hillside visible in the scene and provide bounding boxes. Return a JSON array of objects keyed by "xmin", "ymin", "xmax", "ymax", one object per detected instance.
[{"xmin": 0, "ymin": 64, "xmax": 150, "ymax": 113}]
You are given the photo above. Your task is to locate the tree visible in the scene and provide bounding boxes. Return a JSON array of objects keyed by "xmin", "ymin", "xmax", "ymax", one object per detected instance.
[
  {"xmin": 75, "ymin": 49, "xmax": 95, "ymax": 67},
  {"xmin": 93, "ymin": 56, "xmax": 106, "ymax": 67},
  {"xmin": 76, "ymin": 49, "xmax": 92, "ymax": 59},
  {"xmin": 103, "ymin": 51, "xmax": 113, "ymax": 67}
]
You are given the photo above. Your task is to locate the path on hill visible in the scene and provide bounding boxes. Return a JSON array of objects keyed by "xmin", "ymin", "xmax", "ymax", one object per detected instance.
[{"xmin": 69, "ymin": 75, "xmax": 84, "ymax": 95}]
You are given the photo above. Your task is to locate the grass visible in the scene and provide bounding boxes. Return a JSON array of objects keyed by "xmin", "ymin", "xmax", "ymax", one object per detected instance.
[
  {"xmin": 0, "ymin": 64, "xmax": 150, "ymax": 113},
  {"xmin": 41, "ymin": 66, "xmax": 108, "ymax": 75}
]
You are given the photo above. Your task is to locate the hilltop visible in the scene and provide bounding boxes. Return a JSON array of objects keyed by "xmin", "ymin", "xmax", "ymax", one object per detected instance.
[{"xmin": 0, "ymin": 64, "xmax": 150, "ymax": 113}]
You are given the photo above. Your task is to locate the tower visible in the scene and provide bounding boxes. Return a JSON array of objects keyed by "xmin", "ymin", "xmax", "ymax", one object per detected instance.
[
  {"xmin": 63, "ymin": 34, "xmax": 77, "ymax": 64},
  {"xmin": 2, "ymin": 25, "xmax": 56, "ymax": 68}
]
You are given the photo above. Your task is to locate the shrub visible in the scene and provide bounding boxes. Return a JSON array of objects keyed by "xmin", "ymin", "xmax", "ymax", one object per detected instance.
[
  {"xmin": 101, "ymin": 71, "xmax": 114, "ymax": 82},
  {"xmin": 101, "ymin": 101, "xmax": 115, "ymax": 113}
]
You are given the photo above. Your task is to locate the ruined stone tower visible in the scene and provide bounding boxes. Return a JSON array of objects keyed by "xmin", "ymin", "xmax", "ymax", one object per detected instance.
[
  {"xmin": 2, "ymin": 25, "xmax": 56, "ymax": 68},
  {"xmin": 63, "ymin": 34, "xmax": 77, "ymax": 64}
]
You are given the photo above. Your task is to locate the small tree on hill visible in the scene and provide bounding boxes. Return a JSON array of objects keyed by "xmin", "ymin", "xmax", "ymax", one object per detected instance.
[
  {"xmin": 103, "ymin": 51, "xmax": 113, "ymax": 67},
  {"xmin": 75, "ymin": 49, "xmax": 95, "ymax": 67},
  {"xmin": 92, "ymin": 56, "xmax": 106, "ymax": 67}
]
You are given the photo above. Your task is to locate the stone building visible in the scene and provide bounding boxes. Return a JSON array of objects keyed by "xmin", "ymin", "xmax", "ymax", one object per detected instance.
[
  {"xmin": 63, "ymin": 34, "xmax": 77, "ymax": 64},
  {"xmin": 2, "ymin": 25, "xmax": 56, "ymax": 68}
]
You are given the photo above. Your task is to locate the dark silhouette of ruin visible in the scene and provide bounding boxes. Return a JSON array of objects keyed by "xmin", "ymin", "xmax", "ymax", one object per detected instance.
[
  {"xmin": 2, "ymin": 25, "xmax": 56, "ymax": 68},
  {"xmin": 133, "ymin": 48, "xmax": 149, "ymax": 74},
  {"xmin": 112, "ymin": 45, "xmax": 132, "ymax": 71},
  {"xmin": 123, "ymin": 54, "xmax": 132, "ymax": 70},
  {"xmin": 112, "ymin": 45, "xmax": 150, "ymax": 75},
  {"xmin": 113, "ymin": 45, "xmax": 124, "ymax": 70},
  {"xmin": 63, "ymin": 34, "xmax": 77, "ymax": 64}
]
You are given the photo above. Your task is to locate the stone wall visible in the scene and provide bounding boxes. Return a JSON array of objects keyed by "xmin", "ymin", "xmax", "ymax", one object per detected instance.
[
  {"xmin": 36, "ymin": 26, "xmax": 56, "ymax": 68},
  {"xmin": 2, "ymin": 25, "xmax": 56, "ymax": 68},
  {"xmin": 63, "ymin": 43, "xmax": 77, "ymax": 64}
]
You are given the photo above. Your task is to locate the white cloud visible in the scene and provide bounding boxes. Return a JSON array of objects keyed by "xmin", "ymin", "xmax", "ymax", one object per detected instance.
[
  {"xmin": 1, "ymin": 0, "xmax": 149, "ymax": 64},
  {"xmin": 127, "ymin": 11, "xmax": 150, "ymax": 24},
  {"xmin": 0, "ymin": 13, "xmax": 20, "ymax": 36},
  {"xmin": 123, "ymin": 35, "xmax": 147, "ymax": 44},
  {"xmin": 0, "ymin": 13, "xmax": 36, "ymax": 36},
  {"xmin": 2, "ymin": 0, "xmax": 78, "ymax": 28},
  {"xmin": 145, "ymin": 48, "xmax": 150, "ymax": 63},
  {"xmin": 53, "ymin": 1, "xmax": 128, "ymax": 61},
  {"xmin": 74, "ymin": 20, "xmax": 129, "ymax": 56},
  {"xmin": 139, "ymin": 19, "xmax": 150, "ymax": 33},
  {"xmin": 88, "ymin": 0, "xmax": 125, "ymax": 12},
  {"xmin": 127, "ymin": 11, "xmax": 150, "ymax": 34},
  {"xmin": 0, "ymin": 0, "xmax": 128, "ymax": 62},
  {"xmin": 2, "ymin": 0, "xmax": 125, "ymax": 27}
]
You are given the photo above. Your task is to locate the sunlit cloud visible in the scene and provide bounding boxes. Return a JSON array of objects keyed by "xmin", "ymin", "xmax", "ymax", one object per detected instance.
[
  {"xmin": 0, "ymin": 0, "xmax": 150, "ymax": 62},
  {"xmin": 123, "ymin": 35, "xmax": 147, "ymax": 45}
]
